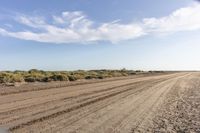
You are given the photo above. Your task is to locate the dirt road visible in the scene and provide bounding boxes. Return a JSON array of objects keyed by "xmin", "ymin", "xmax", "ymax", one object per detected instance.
[{"xmin": 0, "ymin": 72, "xmax": 199, "ymax": 133}]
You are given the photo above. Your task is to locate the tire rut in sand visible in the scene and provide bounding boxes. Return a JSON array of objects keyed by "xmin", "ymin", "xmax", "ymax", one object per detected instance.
[
  {"xmin": 10, "ymin": 74, "xmax": 186, "ymax": 133},
  {"xmin": 0, "ymin": 73, "xmax": 189, "ymax": 133},
  {"xmin": 9, "ymin": 77, "xmax": 170, "ymax": 132},
  {"xmin": 1, "ymin": 78, "xmax": 165, "ymax": 126}
]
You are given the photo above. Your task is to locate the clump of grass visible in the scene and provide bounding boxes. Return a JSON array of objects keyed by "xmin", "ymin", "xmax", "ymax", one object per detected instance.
[{"xmin": 0, "ymin": 72, "xmax": 24, "ymax": 83}]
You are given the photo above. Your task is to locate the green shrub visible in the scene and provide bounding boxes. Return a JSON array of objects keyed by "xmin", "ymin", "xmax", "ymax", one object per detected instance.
[
  {"xmin": 41, "ymin": 77, "xmax": 52, "ymax": 82},
  {"xmin": 24, "ymin": 76, "xmax": 36, "ymax": 82},
  {"xmin": 0, "ymin": 73, "xmax": 24, "ymax": 83},
  {"xmin": 97, "ymin": 75, "xmax": 104, "ymax": 79},
  {"xmin": 68, "ymin": 75, "xmax": 77, "ymax": 81},
  {"xmin": 111, "ymin": 72, "xmax": 123, "ymax": 77},
  {"xmin": 129, "ymin": 72, "xmax": 136, "ymax": 75},
  {"xmin": 10, "ymin": 74, "xmax": 24, "ymax": 83},
  {"xmin": 85, "ymin": 75, "xmax": 94, "ymax": 79},
  {"xmin": 50, "ymin": 74, "xmax": 68, "ymax": 81},
  {"xmin": 0, "ymin": 74, "xmax": 8, "ymax": 83}
]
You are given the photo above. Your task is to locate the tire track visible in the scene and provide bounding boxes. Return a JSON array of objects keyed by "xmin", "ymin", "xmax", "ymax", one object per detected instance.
[
  {"xmin": 41, "ymin": 78, "xmax": 164, "ymax": 133},
  {"xmin": 8, "ymin": 78, "xmax": 164, "ymax": 131},
  {"xmin": 51, "ymin": 73, "xmax": 189, "ymax": 133},
  {"xmin": 13, "ymin": 76, "xmax": 164, "ymax": 133},
  {"xmin": 0, "ymin": 77, "xmax": 166, "ymax": 121},
  {"xmin": 0, "ymin": 72, "xmax": 188, "ymax": 133}
]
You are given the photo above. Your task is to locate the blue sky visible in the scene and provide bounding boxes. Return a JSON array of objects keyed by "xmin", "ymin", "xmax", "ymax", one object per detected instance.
[{"xmin": 0, "ymin": 0, "xmax": 200, "ymax": 71}]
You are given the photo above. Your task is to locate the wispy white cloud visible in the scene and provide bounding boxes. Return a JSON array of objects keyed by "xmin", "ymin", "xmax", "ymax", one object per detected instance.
[
  {"xmin": 18, "ymin": 16, "xmax": 43, "ymax": 26},
  {"xmin": 143, "ymin": 3, "xmax": 200, "ymax": 33},
  {"xmin": 0, "ymin": 11, "xmax": 144, "ymax": 43},
  {"xmin": 53, "ymin": 16, "xmax": 65, "ymax": 24},
  {"xmin": 0, "ymin": 3, "xmax": 200, "ymax": 44}
]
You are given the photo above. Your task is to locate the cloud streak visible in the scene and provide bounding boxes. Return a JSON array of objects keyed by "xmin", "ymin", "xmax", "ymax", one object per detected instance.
[
  {"xmin": 0, "ymin": 3, "xmax": 200, "ymax": 44},
  {"xmin": 143, "ymin": 3, "xmax": 200, "ymax": 33}
]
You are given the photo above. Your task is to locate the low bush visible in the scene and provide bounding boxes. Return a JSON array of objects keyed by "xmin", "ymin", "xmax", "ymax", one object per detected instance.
[
  {"xmin": 85, "ymin": 75, "xmax": 95, "ymax": 79},
  {"xmin": 0, "ymin": 73, "xmax": 24, "ymax": 83},
  {"xmin": 50, "ymin": 74, "xmax": 68, "ymax": 81},
  {"xmin": 24, "ymin": 77, "xmax": 36, "ymax": 82},
  {"xmin": 68, "ymin": 75, "xmax": 77, "ymax": 81}
]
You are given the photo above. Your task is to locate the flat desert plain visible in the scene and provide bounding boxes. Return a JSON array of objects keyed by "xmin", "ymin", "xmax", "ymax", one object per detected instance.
[{"xmin": 0, "ymin": 72, "xmax": 199, "ymax": 133}]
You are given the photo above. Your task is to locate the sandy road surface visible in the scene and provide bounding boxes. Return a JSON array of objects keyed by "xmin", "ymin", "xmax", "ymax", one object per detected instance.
[{"xmin": 0, "ymin": 72, "xmax": 199, "ymax": 133}]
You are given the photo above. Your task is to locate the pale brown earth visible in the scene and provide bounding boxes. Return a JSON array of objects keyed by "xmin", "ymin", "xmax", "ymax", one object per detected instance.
[{"xmin": 0, "ymin": 72, "xmax": 199, "ymax": 133}]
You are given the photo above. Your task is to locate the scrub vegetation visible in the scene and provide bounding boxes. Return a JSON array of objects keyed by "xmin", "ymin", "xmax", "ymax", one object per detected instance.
[{"xmin": 0, "ymin": 69, "xmax": 153, "ymax": 84}]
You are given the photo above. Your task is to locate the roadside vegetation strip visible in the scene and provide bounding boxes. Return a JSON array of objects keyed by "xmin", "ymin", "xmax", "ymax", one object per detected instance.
[
  {"xmin": 0, "ymin": 69, "xmax": 147, "ymax": 84},
  {"xmin": 0, "ymin": 74, "xmax": 141, "ymax": 96},
  {"xmin": 0, "ymin": 72, "xmax": 169, "ymax": 96}
]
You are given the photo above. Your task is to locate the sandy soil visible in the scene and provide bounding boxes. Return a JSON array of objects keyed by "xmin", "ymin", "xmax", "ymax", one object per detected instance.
[{"xmin": 0, "ymin": 72, "xmax": 199, "ymax": 133}]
